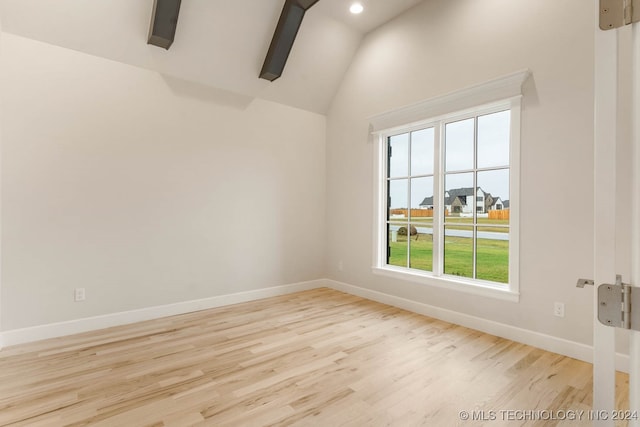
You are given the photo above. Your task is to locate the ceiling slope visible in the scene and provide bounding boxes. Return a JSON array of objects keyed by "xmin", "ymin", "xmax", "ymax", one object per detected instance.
[{"xmin": 0, "ymin": 0, "xmax": 423, "ymax": 113}]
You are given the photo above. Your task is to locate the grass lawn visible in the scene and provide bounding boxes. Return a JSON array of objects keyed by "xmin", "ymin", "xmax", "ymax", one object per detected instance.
[
  {"xmin": 409, "ymin": 218, "xmax": 434, "ymax": 225},
  {"xmin": 388, "ymin": 232, "xmax": 508, "ymax": 284}
]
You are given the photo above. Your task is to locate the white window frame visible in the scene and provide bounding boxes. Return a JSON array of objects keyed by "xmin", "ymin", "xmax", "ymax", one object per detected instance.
[{"xmin": 370, "ymin": 70, "xmax": 529, "ymax": 302}]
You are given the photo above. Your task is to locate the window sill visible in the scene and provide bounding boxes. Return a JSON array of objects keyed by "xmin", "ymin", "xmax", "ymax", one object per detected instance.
[{"xmin": 372, "ymin": 266, "xmax": 520, "ymax": 302}]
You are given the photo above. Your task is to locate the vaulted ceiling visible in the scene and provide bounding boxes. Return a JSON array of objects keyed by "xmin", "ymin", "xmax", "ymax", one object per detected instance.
[{"xmin": 0, "ymin": 0, "xmax": 424, "ymax": 114}]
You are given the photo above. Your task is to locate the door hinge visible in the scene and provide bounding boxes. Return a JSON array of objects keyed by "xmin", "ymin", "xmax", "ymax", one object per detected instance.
[
  {"xmin": 577, "ymin": 274, "xmax": 640, "ymax": 331},
  {"xmin": 600, "ymin": 0, "xmax": 640, "ymax": 30},
  {"xmin": 597, "ymin": 275, "xmax": 640, "ymax": 330}
]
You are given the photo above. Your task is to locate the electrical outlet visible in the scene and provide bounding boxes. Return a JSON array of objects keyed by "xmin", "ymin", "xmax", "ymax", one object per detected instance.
[
  {"xmin": 338, "ymin": 260, "xmax": 344, "ymax": 271},
  {"xmin": 74, "ymin": 288, "xmax": 86, "ymax": 302},
  {"xmin": 554, "ymin": 302, "xmax": 565, "ymax": 318}
]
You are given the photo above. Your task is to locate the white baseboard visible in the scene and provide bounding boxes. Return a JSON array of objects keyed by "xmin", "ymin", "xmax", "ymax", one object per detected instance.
[
  {"xmin": 0, "ymin": 279, "xmax": 324, "ymax": 348},
  {"xmin": 324, "ymin": 279, "xmax": 629, "ymax": 373},
  {"xmin": 1, "ymin": 277, "xmax": 628, "ymax": 374}
]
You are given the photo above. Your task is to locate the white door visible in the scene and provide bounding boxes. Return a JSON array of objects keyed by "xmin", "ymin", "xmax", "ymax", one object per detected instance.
[
  {"xmin": 593, "ymin": 1, "xmax": 640, "ymax": 425},
  {"xmin": 629, "ymin": 20, "xmax": 640, "ymax": 427},
  {"xmin": 593, "ymin": 2, "xmax": 617, "ymax": 421}
]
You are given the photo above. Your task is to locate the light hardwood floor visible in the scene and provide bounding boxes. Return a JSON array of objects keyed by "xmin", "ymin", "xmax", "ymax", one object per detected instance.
[{"xmin": 0, "ymin": 288, "xmax": 629, "ymax": 426}]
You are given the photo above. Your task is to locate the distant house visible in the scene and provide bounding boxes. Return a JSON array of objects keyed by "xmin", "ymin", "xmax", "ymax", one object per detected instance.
[
  {"xmin": 491, "ymin": 197, "xmax": 505, "ymax": 210},
  {"xmin": 419, "ymin": 187, "xmax": 506, "ymax": 214},
  {"xmin": 419, "ymin": 196, "xmax": 434, "ymax": 209}
]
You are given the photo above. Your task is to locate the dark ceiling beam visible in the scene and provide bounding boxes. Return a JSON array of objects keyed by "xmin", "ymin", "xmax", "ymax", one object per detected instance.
[
  {"xmin": 260, "ymin": 0, "xmax": 321, "ymax": 82},
  {"xmin": 148, "ymin": 0, "xmax": 182, "ymax": 50},
  {"xmin": 296, "ymin": 0, "xmax": 321, "ymax": 9}
]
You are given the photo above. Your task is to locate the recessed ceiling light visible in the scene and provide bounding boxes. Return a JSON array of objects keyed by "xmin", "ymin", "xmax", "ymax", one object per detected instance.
[{"xmin": 350, "ymin": 2, "xmax": 364, "ymax": 14}]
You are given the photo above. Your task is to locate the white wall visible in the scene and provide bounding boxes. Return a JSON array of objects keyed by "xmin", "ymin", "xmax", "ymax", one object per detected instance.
[
  {"xmin": 326, "ymin": 0, "xmax": 598, "ymax": 347},
  {"xmin": 0, "ymin": 33, "xmax": 326, "ymax": 330},
  {"xmin": 0, "ymin": 15, "xmax": 3, "ymax": 336}
]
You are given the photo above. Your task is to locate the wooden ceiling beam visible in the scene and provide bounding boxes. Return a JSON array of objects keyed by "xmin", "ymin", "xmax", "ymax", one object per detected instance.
[
  {"xmin": 260, "ymin": 0, "xmax": 321, "ymax": 81},
  {"xmin": 148, "ymin": 0, "xmax": 182, "ymax": 50}
]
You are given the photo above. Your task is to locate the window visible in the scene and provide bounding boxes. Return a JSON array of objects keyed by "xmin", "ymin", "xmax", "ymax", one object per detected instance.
[
  {"xmin": 442, "ymin": 111, "xmax": 510, "ymax": 283},
  {"xmin": 387, "ymin": 128, "xmax": 435, "ymax": 273},
  {"xmin": 370, "ymin": 71, "xmax": 527, "ymax": 301}
]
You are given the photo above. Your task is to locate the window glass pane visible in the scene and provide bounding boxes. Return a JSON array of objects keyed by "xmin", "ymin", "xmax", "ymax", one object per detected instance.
[
  {"xmin": 388, "ymin": 223, "xmax": 408, "ymax": 267},
  {"xmin": 476, "ymin": 227, "xmax": 509, "ymax": 283},
  {"xmin": 411, "ymin": 216, "xmax": 433, "ymax": 226},
  {"xmin": 411, "ymin": 175, "xmax": 433, "ymax": 209},
  {"xmin": 477, "ymin": 169, "xmax": 509, "ymax": 225},
  {"xmin": 388, "ymin": 133, "xmax": 409, "ymax": 178},
  {"xmin": 388, "ymin": 179, "xmax": 408, "ymax": 221},
  {"xmin": 411, "ymin": 128, "xmax": 434, "ymax": 176},
  {"xmin": 445, "ymin": 118, "xmax": 474, "ymax": 172},
  {"xmin": 444, "ymin": 226, "xmax": 473, "ymax": 279},
  {"xmin": 410, "ymin": 225, "xmax": 432, "ymax": 272},
  {"xmin": 478, "ymin": 110, "xmax": 510, "ymax": 169},
  {"xmin": 444, "ymin": 172, "xmax": 473, "ymax": 219}
]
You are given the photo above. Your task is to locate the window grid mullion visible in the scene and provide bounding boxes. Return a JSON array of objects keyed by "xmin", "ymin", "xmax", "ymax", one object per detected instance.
[
  {"xmin": 434, "ymin": 123, "xmax": 444, "ymax": 277},
  {"xmin": 437, "ymin": 165, "xmax": 509, "ymax": 175},
  {"xmin": 472, "ymin": 117, "xmax": 478, "ymax": 280},
  {"xmin": 406, "ymin": 132, "xmax": 412, "ymax": 268}
]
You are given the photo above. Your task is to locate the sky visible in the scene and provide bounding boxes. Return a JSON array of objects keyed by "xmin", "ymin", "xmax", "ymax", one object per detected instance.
[{"xmin": 388, "ymin": 110, "xmax": 510, "ymax": 209}]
